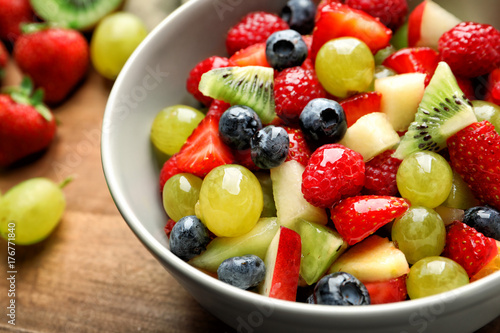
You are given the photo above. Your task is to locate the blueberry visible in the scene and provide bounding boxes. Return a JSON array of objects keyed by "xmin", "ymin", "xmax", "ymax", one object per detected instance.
[
  {"xmin": 266, "ymin": 29, "xmax": 308, "ymax": 71},
  {"xmin": 217, "ymin": 255, "xmax": 266, "ymax": 290},
  {"xmin": 463, "ymin": 206, "xmax": 500, "ymax": 241},
  {"xmin": 250, "ymin": 125, "xmax": 289, "ymax": 169},
  {"xmin": 310, "ymin": 272, "xmax": 370, "ymax": 306},
  {"xmin": 280, "ymin": 0, "xmax": 317, "ymax": 35},
  {"xmin": 299, "ymin": 98, "xmax": 347, "ymax": 147},
  {"xmin": 219, "ymin": 105, "xmax": 263, "ymax": 150},
  {"xmin": 169, "ymin": 215, "xmax": 211, "ymax": 261}
]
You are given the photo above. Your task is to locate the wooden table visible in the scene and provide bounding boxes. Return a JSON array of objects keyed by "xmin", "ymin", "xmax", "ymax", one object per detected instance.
[{"xmin": 0, "ymin": 5, "xmax": 499, "ymax": 333}]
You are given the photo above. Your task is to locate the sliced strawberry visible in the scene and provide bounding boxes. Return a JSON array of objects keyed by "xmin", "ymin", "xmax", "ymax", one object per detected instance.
[
  {"xmin": 340, "ymin": 91, "xmax": 382, "ymax": 127},
  {"xmin": 485, "ymin": 68, "xmax": 500, "ymax": 105},
  {"xmin": 228, "ymin": 42, "xmax": 270, "ymax": 67},
  {"xmin": 407, "ymin": 1, "xmax": 425, "ymax": 47},
  {"xmin": 311, "ymin": 2, "xmax": 392, "ymax": 59},
  {"xmin": 176, "ymin": 114, "xmax": 235, "ymax": 178},
  {"xmin": 382, "ymin": 47, "xmax": 439, "ymax": 85},
  {"xmin": 364, "ymin": 275, "xmax": 407, "ymax": 304},
  {"xmin": 283, "ymin": 126, "xmax": 312, "ymax": 167},
  {"xmin": 442, "ymin": 221, "xmax": 499, "ymax": 277},
  {"xmin": 206, "ymin": 99, "xmax": 231, "ymax": 118},
  {"xmin": 330, "ymin": 195, "xmax": 410, "ymax": 245},
  {"xmin": 159, "ymin": 153, "xmax": 183, "ymax": 192}
]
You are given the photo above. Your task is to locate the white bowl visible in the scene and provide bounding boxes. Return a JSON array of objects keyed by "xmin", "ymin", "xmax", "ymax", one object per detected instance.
[{"xmin": 101, "ymin": 0, "xmax": 500, "ymax": 332}]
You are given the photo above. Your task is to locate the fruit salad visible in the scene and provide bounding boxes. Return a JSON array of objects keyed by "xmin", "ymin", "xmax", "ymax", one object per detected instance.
[{"xmin": 151, "ymin": 0, "xmax": 500, "ymax": 306}]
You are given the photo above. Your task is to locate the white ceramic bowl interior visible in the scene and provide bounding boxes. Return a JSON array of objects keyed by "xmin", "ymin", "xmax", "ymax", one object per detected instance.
[{"xmin": 101, "ymin": 0, "xmax": 500, "ymax": 332}]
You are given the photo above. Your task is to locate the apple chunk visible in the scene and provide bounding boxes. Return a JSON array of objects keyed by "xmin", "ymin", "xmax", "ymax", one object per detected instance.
[
  {"xmin": 328, "ymin": 235, "xmax": 410, "ymax": 282},
  {"xmin": 259, "ymin": 226, "xmax": 301, "ymax": 301}
]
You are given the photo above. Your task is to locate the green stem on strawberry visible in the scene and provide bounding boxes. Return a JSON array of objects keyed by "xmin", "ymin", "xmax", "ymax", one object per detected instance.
[{"xmin": 4, "ymin": 76, "xmax": 53, "ymax": 122}]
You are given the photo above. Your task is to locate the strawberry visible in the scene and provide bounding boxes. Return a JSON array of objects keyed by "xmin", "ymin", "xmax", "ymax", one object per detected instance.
[
  {"xmin": 0, "ymin": 77, "xmax": 56, "ymax": 167},
  {"xmin": 274, "ymin": 65, "xmax": 326, "ymax": 125},
  {"xmin": 339, "ymin": 91, "xmax": 382, "ymax": 127},
  {"xmin": 283, "ymin": 126, "xmax": 312, "ymax": 167},
  {"xmin": 186, "ymin": 56, "xmax": 230, "ymax": 107},
  {"xmin": 226, "ymin": 12, "xmax": 289, "ymax": 56},
  {"xmin": 455, "ymin": 75, "xmax": 475, "ymax": 101},
  {"xmin": 310, "ymin": 2, "xmax": 392, "ymax": 59},
  {"xmin": 362, "ymin": 149, "xmax": 402, "ymax": 196},
  {"xmin": 159, "ymin": 153, "xmax": 183, "ymax": 192},
  {"xmin": 206, "ymin": 99, "xmax": 231, "ymax": 118},
  {"xmin": 447, "ymin": 121, "xmax": 500, "ymax": 210},
  {"xmin": 484, "ymin": 68, "xmax": 500, "ymax": 105},
  {"xmin": 0, "ymin": 0, "xmax": 34, "ymax": 43},
  {"xmin": 14, "ymin": 25, "xmax": 89, "ymax": 104},
  {"xmin": 382, "ymin": 47, "xmax": 439, "ymax": 85},
  {"xmin": 442, "ymin": 221, "xmax": 499, "ymax": 277},
  {"xmin": 364, "ymin": 275, "xmax": 408, "ymax": 304},
  {"xmin": 0, "ymin": 40, "xmax": 8, "ymax": 81},
  {"xmin": 438, "ymin": 22, "xmax": 500, "ymax": 78},
  {"xmin": 176, "ymin": 113, "xmax": 234, "ymax": 178},
  {"xmin": 329, "ymin": 195, "xmax": 409, "ymax": 245},
  {"xmin": 228, "ymin": 42, "xmax": 270, "ymax": 67},
  {"xmin": 344, "ymin": 0, "xmax": 408, "ymax": 31},
  {"xmin": 232, "ymin": 148, "xmax": 260, "ymax": 171},
  {"xmin": 302, "ymin": 143, "xmax": 365, "ymax": 208}
]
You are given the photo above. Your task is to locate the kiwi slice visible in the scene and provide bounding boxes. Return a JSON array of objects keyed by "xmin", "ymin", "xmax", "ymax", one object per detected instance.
[
  {"xmin": 393, "ymin": 62, "xmax": 477, "ymax": 159},
  {"xmin": 30, "ymin": 0, "xmax": 123, "ymax": 30},
  {"xmin": 198, "ymin": 66, "xmax": 276, "ymax": 124}
]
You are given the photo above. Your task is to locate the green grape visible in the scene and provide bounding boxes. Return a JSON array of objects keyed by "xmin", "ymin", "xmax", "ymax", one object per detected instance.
[
  {"xmin": 374, "ymin": 45, "xmax": 396, "ymax": 66},
  {"xmin": 0, "ymin": 178, "xmax": 68, "ymax": 245},
  {"xmin": 150, "ymin": 105, "xmax": 204, "ymax": 157},
  {"xmin": 90, "ymin": 12, "xmax": 148, "ymax": 80},
  {"xmin": 315, "ymin": 37, "xmax": 375, "ymax": 98},
  {"xmin": 374, "ymin": 65, "xmax": 397, "ymax": 80},
  {"xmin": 472, "ymin": 100, "xmax": 500, "ymax": 134},
  {"xmin": 442, "ymin": 170, "xmax": 478, "ymax": 210},
  {"xmin": 396, "ymin": 151, "xmax": 453, "ymax": 208},
  {"xmin": 162, "ymin": 173, "xmax": 203, "ymax": 222},
  {"xmin": 406, "ymin": 256, "xmax": 469, "ymax": 299},
  {"xmin": 392, "ymin": 206, "xmax": 446, "ymax": 264},
  {"xmin": 255, "ymin": 171, "xmax": 276, "ymax": 218},
  {"xmin": 198, "ymin": 164, "xmax": 263, "ymax": 237}
]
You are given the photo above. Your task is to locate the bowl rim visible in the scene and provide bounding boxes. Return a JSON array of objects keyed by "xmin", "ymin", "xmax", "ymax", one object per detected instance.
[{"xmin": 101, "ymin": 0, "xmax": 500, "ymax": 323}]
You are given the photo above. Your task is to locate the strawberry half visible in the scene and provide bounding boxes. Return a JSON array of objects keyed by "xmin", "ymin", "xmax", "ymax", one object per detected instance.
[
  {"xmin": 442, "ymin": 221, "xmax": 499, "ymax": 278},
  {"xmin": 382, "ymin": 47, "xmax": 439, "ymax": 85},
  {"xmin": 364, "ymin": 275, "xmax": 408, "ymax": 304},
  {"xmin": 447, "ymin": 121, "xmax": 500, "ymax": 210},
  {"xmin": 339, "ymin": 91, "xmax": 382, "ymax": 127},
  {"xmin": 311, "ymin": 2, "xmax": 392, "ymax": 59},
  {"xmin": 330, "ymin": 195, "xmax": 409, "ymax": 245},
  {"xmin": 228, "ymin": 42, "xmax": 270, "ymax": 67},
  {"xmin": 176, "ymin": 113, "xmax": 234, "ymax": 178},
  {"xmin": 159, "ymin": 153, "xmax": 183, "ymax": 192}
]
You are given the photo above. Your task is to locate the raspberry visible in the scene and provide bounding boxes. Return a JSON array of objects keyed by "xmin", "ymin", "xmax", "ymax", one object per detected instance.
[
  {"xmin": 438, "ymin": 22, "xmax": 500, "ymax": 78},
  {"xmin": 274, "ymin": 65, "xmax": 326, "ymax": 124},
  {"xmin": 302, "ymin": 144, "xmax": 365, "ymax": 208},
  {"xmin": 186, "ymin": 56, "xmax": 230, "ymax": 106},
  {"xmin": 226, "ymin": 11, "xmax": 289, "ymax": 56},
  {"xmin": 344, "ymin": 0, "xmax": 408, "ymax": 31},
  {"xmin": 362, "ymin": 149, "xmax": 402, "ymax": 196}
]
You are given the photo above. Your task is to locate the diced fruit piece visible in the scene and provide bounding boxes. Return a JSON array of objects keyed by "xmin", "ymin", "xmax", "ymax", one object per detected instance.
[
  {"xmin": 197, "ymin": 164, "xmax": 263, "ymax": 237},
  {"xmin": 330, "ymin": 196, "xmax": 409, "ymax": 246},
  {"xmin": 339, "ymin": 112, "xmax": 400, "ymax": 162},
  {"xmin": 169, "ymin": 215, "xmax": 211, "ymax": 261},
  {"xmin": 250, "ymin": 125, "xmax": 289, "ymax": 169},
  {"xmin": 447, "ymin": 121, "xmax": 500, "ymax": 210},
  {"xmin": 393, "ymin": 62, "xmax": 477, "ymax": 160},
  {"xmin": 362, "ymin": 149, "xmax": 402, "ymax": 196},
  {"xmin": 382, "ymin": 47, "xmax": 439, "ymax": 85},
  {"xmin": 406, "ymin": 256, "xmax": 469, "ymax": 299},
  {"xmin": 311, "ymin": 2, "xmax": 392, "ymax": 58},
  {"xmin": 199, "ymin": 66, "xmax": 276, "ymax": 124},
  {"xmin": 186, "ymin": 56, "xmax": 230, "ymax": 107},
  {"xmin": 442, "ymin": 221, "xmax": 499, "ymax": 277},
  {"xmin": 309, "ymin": 272, "xmax": 371, "ymax": 305},
  {"xmin": 162, "ymin": 173, "xmax": 202, "ymax": 222},
  {"xmin": 472, "ymin": 100, "xmax": 500, "ymax": 134},
  {"xmin": 328, "ymin": 235, "xmax": 410, "ymax": 282},
  {"xmin": 407, "ymin": 0, "xmax": 461, "ymax": 50},
  {"xmin": 217, "ymin": 255, "xmax": 266, "ymax": 290},
  {"xmin": 259, "ymin": 226, "xmax": 301, "ymax": 301},
  {"xmin": 302, "ymin": 144, "xmax": 365, "ymax": 208},
  {"xmin": 375, "ymin": 73, "xmax": 426, "ymax": 132},
  {"xmin": 229, "ymin": 42, "xmax": 270, "ymax": 67},
  {"xmin": 463, "ymin": 206, "xmax": 500, "ymax": 241},
  {"xmin": 340, "ymin": 91, "xmax": 382, "ymax": 128},
  {"xmin": 295, "ymin": 218, "xmax": 347, "ymax": 285},
  {"xmin": 189, "ymin": 217, "xmax": 279, "ymax": 273},
  {"xmin": 471, "ymin": 241, "xmax": 500, "ymax": 282},
  {"xmin": 265, "ymin": 29, "xmax": 308, "ymax": 71},
  {"xmin": 364, "ymin": 275, "xmax": 407, "ymax": 304},
  {"xmin": 271, "ymin": 160, "xmax": 328, "ymax": 228}
]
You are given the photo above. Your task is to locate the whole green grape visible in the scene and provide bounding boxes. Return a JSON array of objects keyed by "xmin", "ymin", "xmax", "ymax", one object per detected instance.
[
  {"xmin": 198, "ymin": 165, "xmax": 263, "ymax": 237},
  {"xmin": 472, "ymin": 100, "xmax": 500, "ymax": 134},
  {"xmin": 90, "ymin": 12, "xmax": 148, "ymax": 79},
  {"xmin": 406, "ymin": 256, "xmax": 469, "ymax": 299},
  {"xmin": 442, "ymin": 170, "xmax": 478, "ymax": 210},
  {"xmin": 315, "ymin": 37, "xmax": 375, "ymax": 98},
  {"xmin": 396, "ymin": 151, "xmax": 453, "ymax": 208},
  {"xmin": 0, "ymin": 178, "xmax": 68, "ymax": 245},
  {"xmin": 163, "ymin": 173, "xmax": 203, "ymax": 222},
  {"xmin": 392, "ymin": 206, "xmax": 446, "ymax": 264}
]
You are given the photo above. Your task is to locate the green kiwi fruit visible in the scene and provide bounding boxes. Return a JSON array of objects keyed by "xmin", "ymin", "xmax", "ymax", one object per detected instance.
[
  {"xmin": 393, "ymin": 61, "xmax": 477, "ymax": 160},
  {"xmin": 30, "ymin": 0, "xmax": 124, "ymax": 30},
  {"xmin": 198, "ymin": 66, "xmax": 276, "ymax": 124}
]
